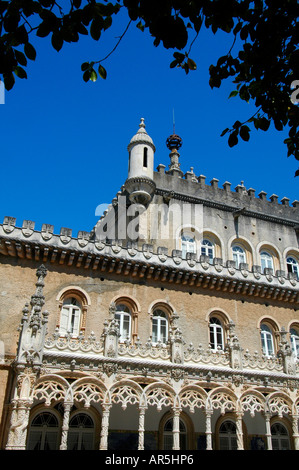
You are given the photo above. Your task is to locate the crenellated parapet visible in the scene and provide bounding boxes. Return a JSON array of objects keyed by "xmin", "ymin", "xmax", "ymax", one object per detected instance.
[
  {"xmin": 0, "ymin": 216, "xmax": 298, "ymax": 304},
  {"xmin": 154, "ymin": 167, "xmax": 299, "ymax": 224}
]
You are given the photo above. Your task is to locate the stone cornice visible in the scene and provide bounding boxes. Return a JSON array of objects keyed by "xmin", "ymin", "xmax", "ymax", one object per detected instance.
[{"xmin": 0, "ymin": 220, "xmax": 298, "ymax": 304}]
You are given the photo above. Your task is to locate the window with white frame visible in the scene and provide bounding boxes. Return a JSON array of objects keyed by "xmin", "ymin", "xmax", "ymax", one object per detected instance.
[
  {"xmin": 181, "ymin": 233, "xmax": 196, "ymax": 259},
  {"xmin": 209, "ymin": 317, "xmax": 224, "ymax": 350},
  {"xmin": 152, "ymin": 309, "xmax": 168, "ymax": 344},
  {"xmin": 201, "ymin": 239, "xmax": 214, "ymax": 263},
  {"xmin": 59, "ymin": 297, "xmax": 82, "ymax": 337},
  {"xmin": 290, "ymin": 327, "xmax": 299, "ymax": 359},
  {"xmin": 286, "ymin": 256, "xmax": 299, "ymax": 279},
  {"xmin": 260, "ymin": 251, "xmax": 274, "ymax": 272},
  {"xmin": 115, "ymin": 304, "xmax": 131, "ymax": 342},
  {"xmin": 232, "ymin": 245, "xmax": 246, "ymax": 267},
  {"xmin": 260, "ymin": 323, "xmax": 275, "ymax": 356}
]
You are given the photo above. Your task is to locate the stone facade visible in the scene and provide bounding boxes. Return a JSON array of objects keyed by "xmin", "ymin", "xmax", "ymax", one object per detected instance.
[{"xmin": 0, "ymin": 119, "xmax": 299, "ymax": 450}]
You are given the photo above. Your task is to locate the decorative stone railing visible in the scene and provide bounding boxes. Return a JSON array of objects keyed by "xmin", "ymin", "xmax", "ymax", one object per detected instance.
[
  {"xmin": 43, "ymin": 329, "xmax": 296, "ymax": 377},
  {"xmin": 44, "ymin": 329, "xmax": 104, "ymax": 355},
  {"xmin": 184, "ymin": 343, "xmax": 230, "ymax": 367},
  {"xmin": 118, "ymin": 338, "xmax": 171, "ymax": 361},
  {"xmin": 242, "ymin": 349, "xmax": 283, "ymax": 373}
]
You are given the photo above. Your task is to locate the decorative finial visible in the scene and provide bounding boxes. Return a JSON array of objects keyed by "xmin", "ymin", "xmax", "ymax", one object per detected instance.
[{"xmin": 166, "ymin": 109, "xmax": 182, "ymax": 151}]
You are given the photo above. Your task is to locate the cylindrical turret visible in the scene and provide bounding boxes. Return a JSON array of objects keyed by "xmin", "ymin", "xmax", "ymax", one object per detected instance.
[{"xmin": 125, "ymin": 118, "xmax": 156, "ymax": 206}]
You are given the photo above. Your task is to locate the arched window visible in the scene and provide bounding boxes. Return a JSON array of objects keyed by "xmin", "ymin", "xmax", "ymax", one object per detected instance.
[
  {"xmin": 209, "ymin": 317, "xmax": 224, "ymax": 350},
  {"xmin": 67, "ymin": 413, "xmax": 95, "ymax": 450},
  {"xmin": 152, "ymin": 309, "xmax": 168, "ymax": 344},
  {"xmin": 163, "ymin": 418, "xmax": 187, "ymax": 450},
  {"xmin": 260, "ymin": 251, "xmax": 273, "ymax": 272},
  {"xmin": 181, "ymin": 233, "xmax": 196, "ymax": 259},
  {"xmin": 115, "ymin": 304, "xmax": 131, "ymax": 342},
  {"xmin": 290, "ymin": 327, "xmax": 299, "ymax": 359},
  {"xmin": 27, "ymin": 412, "xmax": 59, "ymax": 450},
  {"xmin": 287, "ymin": 256, "xmax": 299, "ymax": 279},
  {"xmin": 232, "ymin": 245, "xmax": 246, "ymax": 267},
  {"xmin": 201, "ymin": 239, "xmax": 214, "ymax": 263},
  {"xmin": 260, "ymin": 324, "xmax": 275, "ymax": 356},
  {"xmin": 271, "ymin": 423, "xmax": 290, "ymax": 450},
  {"xmin": 143, "ymin": 147, "xmax": 148, "ymax": 167},
  {"xmin": 59, "ymin": 297, "xmax": 82, "ymax": 337},
  {"xmin": 219, "ymin": 420, "xmax": 237, "ymax": 450}
]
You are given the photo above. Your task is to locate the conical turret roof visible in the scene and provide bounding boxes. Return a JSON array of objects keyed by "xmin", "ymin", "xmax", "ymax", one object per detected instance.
[{"xmin": 128, "ymin": 118, "xmax": 155, "ymax": 151}]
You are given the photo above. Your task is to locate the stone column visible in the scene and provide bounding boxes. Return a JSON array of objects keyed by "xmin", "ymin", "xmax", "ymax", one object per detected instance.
[
  {"xmin": 172, "ymin": 408, "xmax": 181, "ymax": 450},
  {"xmin": 205, "ymin": 410, "xmax": 213, "ymax": 450},
  {"xmin": 59, "ymin": 402, "xmax": 72, "ymax": 450},
  {"xmin": 236, "ymin": 412, "xmax": 244, "ymax": 450},
  {"xmin": 100, "ymin": 404, "xmax": 111, "ymax": 450},
  {"xmin": 138, "ymin": 406, "xmax": 146, "ymax": 450},
  {"xmin": 292, "ymin": 414, "xmax": 299, "ymax": 450},
  {"xmin": 6, "ymin": 399, "xmax": 31, "ymax": 450},
  {"xmin": 264, "ymin": 412, "xmax": 272, "ymax": 450}
]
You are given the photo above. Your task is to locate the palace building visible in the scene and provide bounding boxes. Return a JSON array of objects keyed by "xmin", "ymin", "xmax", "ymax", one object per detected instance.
[{"xmin": 0, "ymin": 118, "xmax": 299, "ymax": 450}]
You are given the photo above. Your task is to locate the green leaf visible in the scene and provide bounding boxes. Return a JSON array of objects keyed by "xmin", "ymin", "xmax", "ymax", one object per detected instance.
[
  {"xmin": 220, "ymin": 128, "xmax": 229, "ymax": 137},
  {"xmin": 83, "ymin": 69, "xmax": 91, "ymax": 82},
  {"xmin": 136, "ymin": 20, "xmax": 144, "ymax": 32},
  {"xmin": 90, "ymin": 19, "xmax": 102, "ymax": 41},
  {"xmin": 36, "ymin": 21, "xmax": 52, "ymax": 38},
  {"xmin": 90, "ymin": 69, "xmax": 97, "ymax": 82},
  {"xmin": 187, "ymin": 58, "xmax": 197, "ymax": 71},
  {"xmin": 229, "ymin": 90, "xmax": 238, "ymax": 98},
  {"xmin": 98, "ymin": 64, "xmax": 107, "ymax": 80},
  {"xmin": 4, "ymin": 73, "xmax": 15, "ymax": 91},
  {"xmin": 228, "ymin": 131, "xmax": 238, "ymax": 147},
  {"xmin": 15, "ymin": 50, "xmax": 27, "ymax": 66},
  {"xmin": 14, "ymin": 66, "xmax": 27, "ymax": 79},
  {"xmin": 240, "ymin": 125, "xmax": 250, "ymax": 141},
  {"xmin": 232, "ymin": 120, "xmax": 242, "ymax": 130},
  {"xmin": 81, "ymin": 62, "xmax": 90, "ymax": 72},
  {"xmin": 51, "ymin": 32, "xmax": 63, "ymax": 52},
  {"xmin": 24, "ymin": 43, "xmax": 36, "ymax": 61}
]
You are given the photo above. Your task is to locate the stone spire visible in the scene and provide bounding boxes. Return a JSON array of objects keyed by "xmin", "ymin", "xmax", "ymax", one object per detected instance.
[{"xmin": 16, "ymin": 265, "xmax": 49, "ymax": 370}]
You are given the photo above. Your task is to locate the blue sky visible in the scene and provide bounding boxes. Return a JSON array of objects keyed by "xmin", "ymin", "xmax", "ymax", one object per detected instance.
[{"xmin": 0, "ymin": 7, "xmax": 298, "ymax": 237}]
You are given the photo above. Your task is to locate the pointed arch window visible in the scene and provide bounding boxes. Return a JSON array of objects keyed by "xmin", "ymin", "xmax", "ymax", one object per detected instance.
[
  {"xmin": 59, "ymin": 297, "xmax": 82, "ymax": 337},
  {"xmin": 260, "ymin": 324, "xmax": 275, "ymax": 356},
  {"xmin": 115, "ymin": 304, "xmax": 132, "ymax": 342},
  {"xmin": 290, "ymin": 327, "xmax": 299, "ymax": 359},
  {"xmin": 67, "ymin": 413, "xmax": 95, "ymax": 450},
  {"xmin": 287, "ymin": 256, "xmax": 299, "ymax": 279},
  {"xmin": 232, "ymin": 245, "xmax": 246, "ymax": 267},
  {"xmin": 27, "ymin": 412, "xmax": 59, "ymax": 450},
  {"xmin": 201, "ymin": 239, "xmax": 214, "ymax": 263},
  {"xmin": 260, "ymin": 251, "xmax": 273, "ymax": 272},
  {"xmin": 209, "ymin": 317, "xmax": 224, "ymax": 351},
  {"xmin": 152, "ymin": 309, "xmax": 168, "ymax": 344},
  {"xmin": 181, "ymin": 233, "xmax": 196, "ymax": 259}
]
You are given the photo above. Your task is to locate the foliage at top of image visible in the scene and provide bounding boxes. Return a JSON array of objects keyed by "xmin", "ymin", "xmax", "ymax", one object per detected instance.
[{"xmin": 0, "ymin": 0, "xmax": 298, "ymax": 175}]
